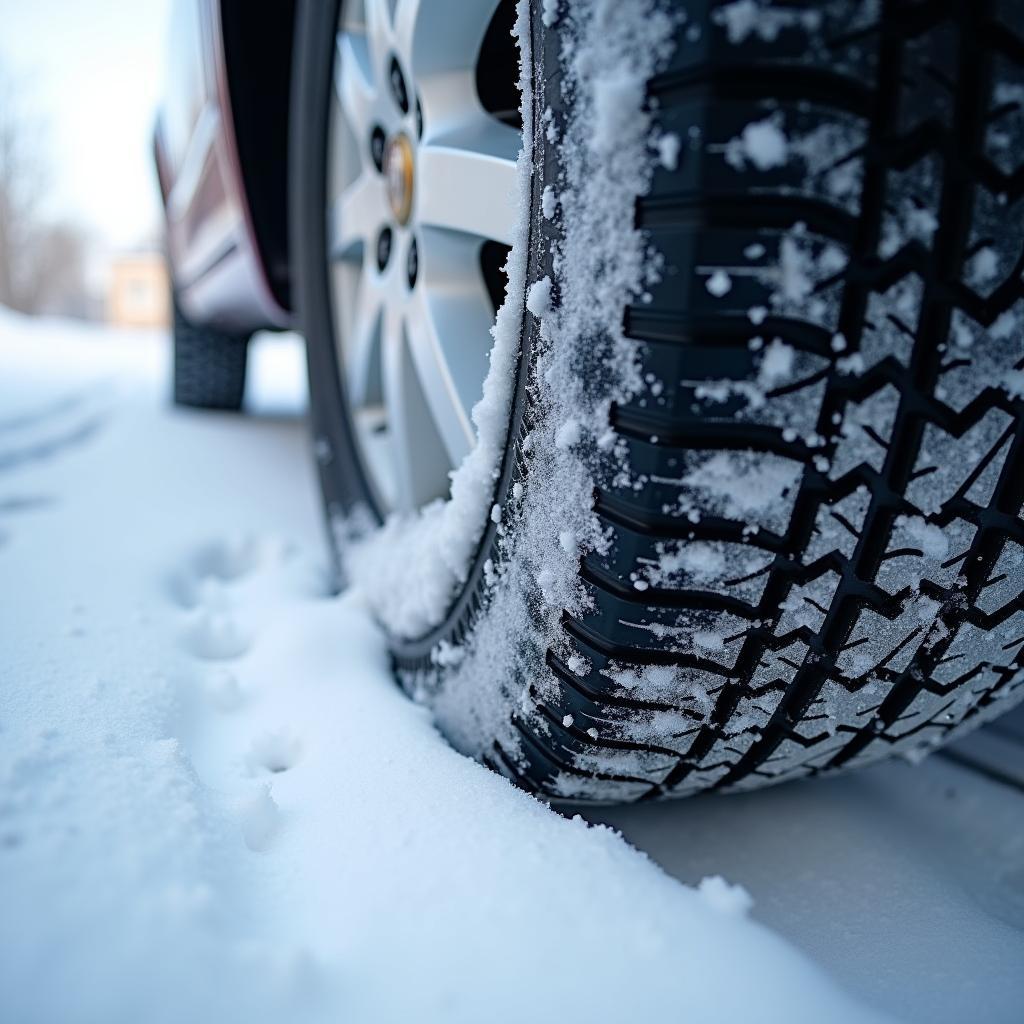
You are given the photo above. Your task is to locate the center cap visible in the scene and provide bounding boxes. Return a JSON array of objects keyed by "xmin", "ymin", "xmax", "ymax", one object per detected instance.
[{"xmin": 384, "ymin": 133, "xmax": 414, "ymax": 227}]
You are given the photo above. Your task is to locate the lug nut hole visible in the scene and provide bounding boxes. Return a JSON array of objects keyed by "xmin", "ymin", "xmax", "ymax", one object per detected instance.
[
  {"xmin": 370, "ymin": 125, "xmax": 387, "ymax": 172},
  {"xmin": 377, "ymin": 227, "xmax": 393, "ymax": 272},
  {"xmin": 389, "ymin": 56, "xmax": 409, "ymax": 114},
  {"xmin": 407, "ymin": 237, "xmax": 419, "ymax": 289}
]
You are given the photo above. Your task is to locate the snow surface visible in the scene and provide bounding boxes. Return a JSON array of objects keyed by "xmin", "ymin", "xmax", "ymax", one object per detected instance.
[
  {"xmin": 592, "ymin": 746, "xmax": 1024, "ymax": 1024},
  {"xmin": 0, "ymin": 309, "xmax": 891, "ymax": 1023}
]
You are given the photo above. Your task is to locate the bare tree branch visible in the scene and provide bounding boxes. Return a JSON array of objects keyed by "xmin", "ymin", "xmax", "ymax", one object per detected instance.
[{"xmin": 0, "ymin": 60, "xmax": 87, "ymax": 315}]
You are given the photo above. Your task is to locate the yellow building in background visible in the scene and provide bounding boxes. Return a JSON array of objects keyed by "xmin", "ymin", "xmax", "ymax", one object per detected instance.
[{"xmin": 107, "ymin": 253, "xmax": 170, "ymax": 328}]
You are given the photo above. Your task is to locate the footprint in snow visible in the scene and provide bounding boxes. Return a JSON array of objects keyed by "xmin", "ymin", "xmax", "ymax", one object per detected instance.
[
  {"xmin": 194, "ymin": 534, "xmax": 261, "ymax": 582},
  {"xmin": 167, "ymin": 534, "xmax": 261, "ymax": 609},
  {"xmin": 183, "ymin": 609, "xmax": 252, "ymax": 661},
  {"xmin": 246, "ymin": 730, "xmax": 302, "ymax": 775}
]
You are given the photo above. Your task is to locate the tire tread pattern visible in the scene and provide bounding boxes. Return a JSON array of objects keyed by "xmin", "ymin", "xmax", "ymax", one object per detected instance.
[{"xmin": 513, "ymin": 0, "xmax": 1024, "ymax": 801}]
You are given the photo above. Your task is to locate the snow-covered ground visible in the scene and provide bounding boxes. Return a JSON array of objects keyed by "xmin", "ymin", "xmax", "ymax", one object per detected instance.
[{"xmin": 1, "ymin": 310, "xmax": 1021, "ymax": 1023}]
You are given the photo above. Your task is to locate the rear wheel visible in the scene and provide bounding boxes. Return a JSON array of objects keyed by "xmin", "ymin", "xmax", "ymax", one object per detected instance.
[
  {"xmin": 171, "ymin": 296, "xmax": 251, "ymax": 411},
  {"xmin": 293, "ymin": 0, "xmax": 1024, "ymax": 802}
]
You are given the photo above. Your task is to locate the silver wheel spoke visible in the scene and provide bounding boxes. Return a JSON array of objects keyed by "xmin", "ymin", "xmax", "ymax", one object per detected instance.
[
  {"xmin": 383, "ymin": 313, "xmax": 452, "ymax": 510},
  {"xmin": 334, "ymin": 33, "xmax": 377, "ymax": 137},
  {"xmin": 393, "ymin": 0, "xmax": 500, "ymax": 76},
  {"xmin": 346, "ymin": 283, "xmax": 385, "ymax": 408},
  {"xmin": 417, "ymin": 119, "xmax": 520, "ymax": 245},
  {"xmin": 361, "ymin": 0, "xmax": 397, "ymax": 83},
  {"xmin": 403, "ymin": 283, "xmax": 484, "ymax": 470},
  {"xmin": 329, "ymin": 172, "xmax": 384, "ymax": 259}
]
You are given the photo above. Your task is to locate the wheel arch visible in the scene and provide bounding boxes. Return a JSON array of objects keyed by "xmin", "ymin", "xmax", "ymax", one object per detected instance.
[{"xmin": 218, "ymin": 0, "xmax": 298, "ymax": 314}]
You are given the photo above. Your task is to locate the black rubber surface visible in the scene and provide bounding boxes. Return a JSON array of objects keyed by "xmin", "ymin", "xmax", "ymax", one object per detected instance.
[
  {"xmin": 291, "ymin": 0, "xmax": 387, "ymax": 576},
  {"xmin": 172, "ymin": 298, "xmax": 251, "ymax": 412},
  {"xmin": 302, "ymin": 0, "xmax": 1024, "ymax": 802}
]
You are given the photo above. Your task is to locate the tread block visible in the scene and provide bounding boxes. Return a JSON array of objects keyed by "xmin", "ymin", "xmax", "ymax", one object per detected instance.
[
  {"xmin": 963, "ymin": 185, "xmax": 1024, "ymax": 299},
  {"xmin": 774, "ymin": 570, "xmax": 841, "ymax": 636},
  {"xmin": 907, "ymin": 407, "xmax": 1014, "ymax": 514},
  {"xmin": 830, "ymin": 383, "xmax": 900, "ymax": 479},
  {"xmin": 874, "ymin": 514, "xmax": 976, "ymax": 596},
  {"xmin": 940, "ymin": 303, "xmax": 1024, "ymax": 413},
  {"xmin": 878, "ymin": 155, "xmax": 942, "ymax": 260},
  {"xmin": 932, "ymin": 610, "xmax": 1024, "ymax": 686},
  {"xmin": 977, "ymin": 539, "xmax": 1024, "ymax": 614},
  {"xmin": 803, "ymin": 486, "xmax": 872, "ymax": 563},
  {"xmin": 859, "ymin": 275, "xmax": 921, "ymax": 370}
]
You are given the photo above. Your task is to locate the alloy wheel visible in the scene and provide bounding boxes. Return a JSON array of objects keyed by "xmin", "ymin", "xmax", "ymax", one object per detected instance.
[{"xmin": 327, "ymin": 0, "xmax": 520, "ymax": 513}]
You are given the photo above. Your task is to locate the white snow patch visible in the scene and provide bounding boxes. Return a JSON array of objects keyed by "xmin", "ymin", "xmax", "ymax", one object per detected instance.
[
  {"xmin": 900, "ymin": 516, "xmax": 950, "ymax": 561},
  {"xmin": 836, "ymin": 353, "xmax": 866, "ymax": 376},
  {"xmin": 698, "ymin": 876, "xmax": 755, "ymax": 917},
  {"xmin": 757, "ymin": 339, "xmax": 796, "ymax": 390},
  {"xmin": 656, "ymin": 131, "xmax": 682, "ymax": 170},
  {"xmin": 967, "ymin": 246, "xmax": 999, "ymax": 288},
  {"xmin": 527, "ymin": 275, "xmax": 554, "ymax": 318},
  {"xmin": 593, "ymin": 67, "xmax": 647, "ymax": 154},
  {"xmin": 682, "ymin": 451, "xmax": 802, "ymax": 517},
  {"xmin": 778, "ymin": 234, "xmax": 815, "ymax": 303},
  {"xmin": 726, "ymin": 116, "xmax": 788, "ymax": 171},
  {"xmin": 555, "ymin": 417, "xmax": 583, "ymax": 450},
  {"xmin": 542, "ymin": 184, "xmax": 558, "ymax": 219},
  {"xmin": 706, "ymin": 269, "xmax": 733, "ymax": 297},
  {"xmin": 712, "ymin": 0, "xmax": 822, "ymax": 44}
]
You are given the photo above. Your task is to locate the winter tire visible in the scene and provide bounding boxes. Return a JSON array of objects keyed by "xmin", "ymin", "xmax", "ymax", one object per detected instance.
[
  {"xmin": 171, "ymin": 295, "xmax": 251, "ymax": 411},
  {"xmin": 294, "ymin": 0, "xmax": 1024, "ymax": 802}
]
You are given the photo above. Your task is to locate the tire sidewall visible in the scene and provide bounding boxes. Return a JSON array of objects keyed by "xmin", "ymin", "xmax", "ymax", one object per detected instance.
[{"xmin": 291, "ymin": 0, "xmax": 382, "ymax": 560}]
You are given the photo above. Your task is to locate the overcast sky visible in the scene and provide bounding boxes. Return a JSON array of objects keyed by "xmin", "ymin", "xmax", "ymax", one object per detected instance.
[{"xmin": 0, "ymin": 0, "xmax": 171, "ymax": 250}]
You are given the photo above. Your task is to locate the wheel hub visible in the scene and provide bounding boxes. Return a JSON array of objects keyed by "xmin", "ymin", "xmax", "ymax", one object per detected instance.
[{"xmin": 384, "ymin": 133, "xmax": 415, "ymax": 227}]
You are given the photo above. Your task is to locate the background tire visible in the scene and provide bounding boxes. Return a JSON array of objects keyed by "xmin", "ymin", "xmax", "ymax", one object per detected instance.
[
  {"xmin": 171, "ymin": 295, "xmax": 251, "ymax": 411},
  {"xmin": 299, "ymin": 0, "xmax": 1024, "ymax": 802}
]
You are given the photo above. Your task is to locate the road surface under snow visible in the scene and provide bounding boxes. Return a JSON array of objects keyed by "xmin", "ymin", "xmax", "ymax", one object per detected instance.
[{"xmin": 1, "ymin": 310, "xmax": 1022, "ymax": 1023}]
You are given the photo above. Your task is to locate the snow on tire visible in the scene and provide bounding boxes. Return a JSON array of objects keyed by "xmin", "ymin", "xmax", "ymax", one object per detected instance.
[{"xmin": 303, "ymin": 0, "xmax": 1024, "ymax": 802}]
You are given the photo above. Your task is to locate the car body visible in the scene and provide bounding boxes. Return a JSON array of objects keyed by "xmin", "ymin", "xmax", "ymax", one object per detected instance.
[{"xmin": 154, "ymin": 0, "xmax": 295, "ymax": 333}]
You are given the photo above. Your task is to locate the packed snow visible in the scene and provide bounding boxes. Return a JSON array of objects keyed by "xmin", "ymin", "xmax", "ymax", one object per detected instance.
[{"xmin": 0, "ymin": 309, "xmax": 895, "ymax": 1023}]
